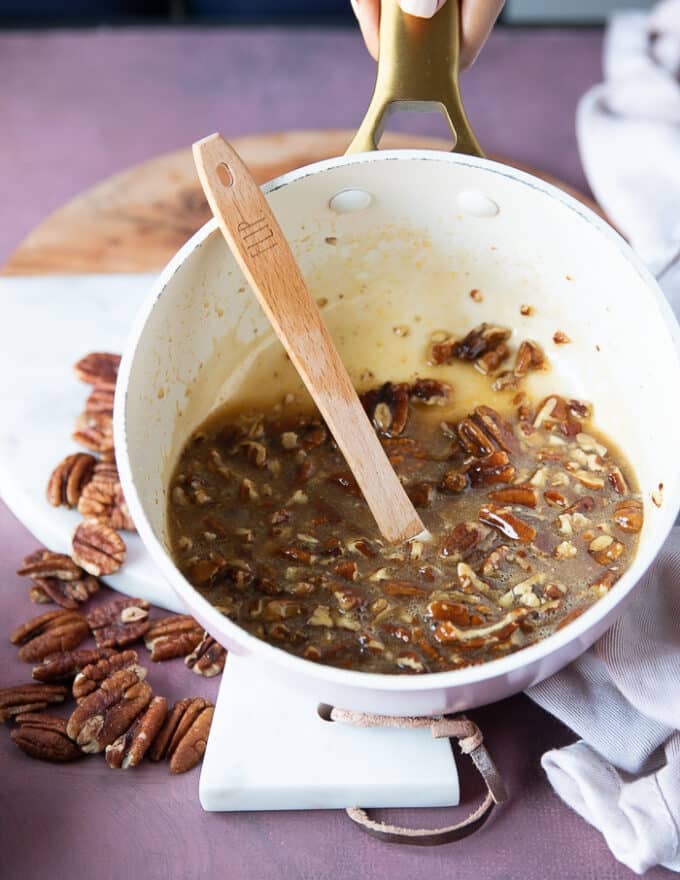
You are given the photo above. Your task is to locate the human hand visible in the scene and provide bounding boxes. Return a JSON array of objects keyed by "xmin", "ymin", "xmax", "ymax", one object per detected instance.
[{"xmin": 351, "ymin": 0, "xmax": 504, "ymax": 68}]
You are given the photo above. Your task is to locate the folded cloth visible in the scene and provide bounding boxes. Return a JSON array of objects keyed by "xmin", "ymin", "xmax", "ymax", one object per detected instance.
[
  {"xmin": 526, "ymin": 7, "xmax": 680, "ymax": 871},
  {"xmin": 576, "ymin": 0, "xmax": 680, "ymax": 314},
  {"xmin": 528, "ymin": 530, "xmax": 680, "ymax": 874}
]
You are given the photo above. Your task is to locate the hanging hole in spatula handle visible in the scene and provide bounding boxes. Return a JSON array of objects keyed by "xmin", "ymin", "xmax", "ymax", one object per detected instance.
[{"xmin": 347, "ymin": 0, "xmax": 483, "ymax": 157}]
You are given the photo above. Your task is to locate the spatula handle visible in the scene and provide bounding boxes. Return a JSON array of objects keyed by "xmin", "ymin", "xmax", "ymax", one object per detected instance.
[{"xmin": 193, "ymin": 134, "xmax": 426, "ymax": 544}]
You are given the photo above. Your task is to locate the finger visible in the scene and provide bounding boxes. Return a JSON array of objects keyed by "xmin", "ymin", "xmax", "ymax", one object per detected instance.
[
  {"xmin": 459, "ymin": 0, "xmax": 504, "ymax": 69},
  {"xmin": 351, "ymin": 0, "xmax": 380, "ymax": 60},
  {"xmin": 399, "ymin": 0, "xmax": 447, "ymax": 18}
]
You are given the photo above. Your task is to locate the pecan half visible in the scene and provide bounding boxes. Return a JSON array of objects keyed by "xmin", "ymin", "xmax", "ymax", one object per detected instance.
[
  {"xmin": 185, "ymin": 633, "xmax": 227, "ymax": 678},
  {"xmin": 17, "ymin": 549, "xmax": 84, "ymax": 581},
  {"xmin": 72, "ymin": 519, "xmax": 126, "ymax": 576},
  {"xmin": 72, "ymin": 412, "xmax": 114, "ymax": 453},
  {"xmin": 105, "ymin": 696, "xmax": 168, "ymax": 769},
  {"xmin": 479, "ymin": 505, "xmax": 537, "ymax": 543},
  {"xmin": 169, "ymin": 705, "xmax": 214, "ymax": 774},
  {"xmin": 0, "ymin": 683, "xmax": 69, "ymax": 721},
  {"xmin": 11, "ymin": 610, "xmax": 90, "ymax": 662},
  {"xmin": 46, "ymin": 453, "xmax": 96, "ymax": 508},
  {"xmin": 74, "ymin": 352, "xmax": 121, "ymax": 387},
  {"xmin": 77, "ymin": 472, "xmax": 135, "ymax": 532},
  {"xmin": 149, "ymin": 696, "xmax": 211, "ymax": 763},
  {"xmin": 66, "ymin": 668, "xmax": 152, "ymax": 753},
  {"xmin": 613, "ymin": 499, "xmax": 643, "ymax": 534},
  {"xmin": 73, "ymin": 650, "xmax": 146, "ymax": 701},
  {"xmin": 468, "ymin": 450, "xmax": 516, "ymax": 486},
  {"xmin": 489, "ymin": 485, "xmax": 537, "ymax": 508},
  {"xmin": 11, "ymin": 714, "xmax": 83, "ymax": 762},
  {"xmin": 144, "ymin": 616, "xmax": 203, "ymax": 662},
  {"xmin": 32, "ymin": 647, "xmax": 114, "ymax": 683},
  {"xmin": 85, "ymin": 384, "xmax": 115, "ymax": 416},
  {"xmin": 87, "ymin": 598, "xmax": 150, "ymax": 649},
  {"xmin": 471, "ymin": 406, "xmax": 519, "ymax": 455},
  {"xmin": 29, "ymin": 574, "xmax": 99, "ymax": 609}
]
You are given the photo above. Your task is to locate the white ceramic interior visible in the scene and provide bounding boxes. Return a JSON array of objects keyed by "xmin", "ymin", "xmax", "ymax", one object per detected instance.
[{"xmin": 115, "ymin": 150, "xmax": 680, "ymax": 716}]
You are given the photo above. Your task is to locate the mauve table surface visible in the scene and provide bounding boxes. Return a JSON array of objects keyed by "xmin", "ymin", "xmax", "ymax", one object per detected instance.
[{"xmin": 0, "ymin": 24, "xmax": 669, "ymax": 880}]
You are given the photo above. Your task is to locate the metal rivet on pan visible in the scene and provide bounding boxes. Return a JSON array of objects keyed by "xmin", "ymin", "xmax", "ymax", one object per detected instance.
[
  {"xmin": 329, "ymin": 189, "xmax": 373, "ymax": 213},
  {"xmin": 456, "ymin": 190, "xmax": 500, "ymax": 218}
]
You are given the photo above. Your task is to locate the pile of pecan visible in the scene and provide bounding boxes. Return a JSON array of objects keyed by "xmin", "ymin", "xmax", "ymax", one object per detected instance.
[
  {"xmin": 429, "ymin": 322, "xmax": 548, "ymax": 391},
  {"xmin": 4, "ymin": 547, "xmax": 226, "ymax": 769},
  {"xmin": 45, "ymin": 352, "xmax": 131, "ymax": 580}
]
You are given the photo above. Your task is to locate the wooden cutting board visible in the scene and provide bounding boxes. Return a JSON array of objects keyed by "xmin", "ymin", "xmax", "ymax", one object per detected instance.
[{"xmin": 2, "ymin": 129, "xmax": 600, "ymax": 276}]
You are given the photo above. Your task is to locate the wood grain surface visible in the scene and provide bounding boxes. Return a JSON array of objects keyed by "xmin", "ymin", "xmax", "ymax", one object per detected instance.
[{"xmin": 2, "ymin": 129, "xmax": 601, "ymax": 277}]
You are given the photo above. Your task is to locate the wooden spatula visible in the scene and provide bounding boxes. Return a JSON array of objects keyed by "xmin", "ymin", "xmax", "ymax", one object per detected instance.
[{"xmin": 193, "ymin": 133, "xmax": 426, "ymax": 544}]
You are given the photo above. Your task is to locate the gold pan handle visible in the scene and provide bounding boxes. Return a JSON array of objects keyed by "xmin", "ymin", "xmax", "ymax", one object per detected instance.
[{"xmin": 346, "ymin": 0, "xmax": 484, "ymax": 157}]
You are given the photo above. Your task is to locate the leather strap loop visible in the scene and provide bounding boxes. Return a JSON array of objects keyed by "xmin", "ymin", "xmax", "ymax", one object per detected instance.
[{"xmin": 329, "ymin": 709, "xmax": 507, "ymax": 846}]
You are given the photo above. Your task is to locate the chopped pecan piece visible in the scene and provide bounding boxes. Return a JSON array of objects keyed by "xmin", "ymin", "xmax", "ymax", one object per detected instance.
[
  {"xmin": 149, "ymin": 697, "xmax": 211, "ymax": 763},
  {"xmin": 439, "ymin": 469, "xmax": 467, "ymax": 493},
  {"xmin": 613, "ymin": 499, "xmax": 643, "ymax": 534},
  {"xmin": 513, "ymin": 340, "xmax": 547, "ymax": 377},
  {"xmin": 544, "ymin": 490, "xmax": 568, "ymax": 508},
  {"xmin": 381, "ymin": 580, "xmax": 429, "ymax": 597},
  {"xmin": 407, "ymin": 481, "xmax": 434, "ymax": 508},
  {"xmin": 589, "ymin": 569, "xmax": 620, "ymax": 594},
  {"xmin": 11, "ymin": 610, "xmax": 89, "ymax": 662},
  {"xmin": 17, "ymin": 549, "xmax": 84, "ymax": 581},
  {"xmin": 105, "ymin": 696, "xmax": 168, "ymax": 769},
  {"xmin": 74, "ymin": 352, "xmax": 121, "ymax": 387},
  {"xmin": 32, "ymin": 647, "xmax": 114, "ymax": 683},
  {"xmin": 468, "ymin": 450, "xmax": 516, "ymax": 486},
  {"xmin": 73, "ymin": 650, "xmax": 146, "ymax": 701},
  {"xmin": 431, "ymin": 323, "xmax": 511, "ymax": 365},
  {"xmin": 395, "ymin": 652, "xmax": 425, "ymax": 673},
  {"xmin": 72, "ymin": 412, "xmax": 114, "ymax": 453},
  {"xmin": 479, "ymin": 505, "xmax": 537, "ymax": 543},
  {"xmin": 87, "ymin": 598, "xmax": 150, "ymax": 649},
  {"xmin": 46, "ymin": 453, "xmax": 96, "ymax": 508},
  {"xmin": 410, "ymin": 379, "xmax": 451, "ymax": 405},
  {"xmin": 440, "ymin": 521, "xmax": 490, "ymax": 560},
  {"xmin": 433, "ymin": 609, "xmax": 526, "ymax": 645},
  {"xmin": 360, "ymin": 382, "xmax": 410, "ymax": 436},
  {"xmin": 588, "ymin": 535, "xmax": 625, "ymax": 566},
  {"xmin": 11, "ymin": 713, "xmax": 83, "ymax": 762},
  {"xmin": 185, "ymin": 633, "xmax": 227, "ymax": 678},
  {"xmin": 66, "ymin": 667, "xmax": 152, "ymax": 753},
  {"xmin": 280, "ymin": 546, "xmax": 312, "ymax": 565},
  {"xmin": 489, "ymin": 485, "xmax": 537, "ymax": 508},
  {"xmin": 0, "ymin": 683, "xmax": 69, "ymax": 722},
  {"xmin": 334, "ymin": 560, "xmax": 358, "ymax": 582},
  {"xmin": 326, "ymin": 471, "xmax": 361, "ymax": 496},
  {"xmin": 481, "ymin": 545, "xmax": 512, "ymax": 577},
  {"xmin": 476, "ymin": 342, "xmax": 510, "ymax": 375},
  {"xmin": 72, "ymin": 519, "xmax": 126, "ymax": 576},
  {"xmin": 426, "ymin": 601, "xmax": 485, "ymax": 626},
  {"xmin": 145, "ymin": 616, "xmax": 203, "ymax": 661}
]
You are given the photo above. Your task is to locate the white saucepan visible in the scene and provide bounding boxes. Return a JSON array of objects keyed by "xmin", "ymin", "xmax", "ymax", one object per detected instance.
[{"xmin": 115, "ymin": 1, "xmax": 680, "ymax": 716}]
